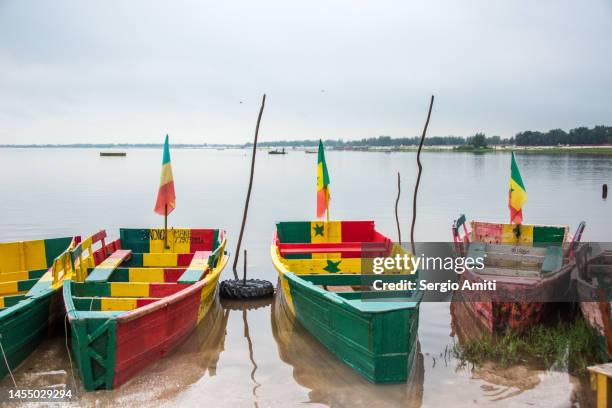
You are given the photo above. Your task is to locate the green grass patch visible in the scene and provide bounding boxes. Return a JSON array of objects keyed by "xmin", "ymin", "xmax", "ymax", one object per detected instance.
[{"xmin": 453, "ymin": 316, "xmax": 601, "ymax": 375}]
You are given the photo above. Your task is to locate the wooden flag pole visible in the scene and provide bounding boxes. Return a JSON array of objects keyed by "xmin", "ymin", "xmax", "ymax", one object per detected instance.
[{"xmin": 164, "ymin": 204, "xmax": 168, "ymax": 249}]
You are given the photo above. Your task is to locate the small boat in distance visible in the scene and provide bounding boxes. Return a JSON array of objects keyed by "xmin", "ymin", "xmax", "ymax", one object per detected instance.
[
  {"xmin": 64, "ymin": 227, "xmax": 228, "ymax": 390},
  {"xmin": 304, "ymin": 149, "xmax": 317, "ymax": 154},
  {"xmin": 0, "ymin": 235, "xmax": 76, "ymax": 379},
  {"xmin": 268, "ymin": 148, "xmax": 287, "ymax": 155},
  {"xmin": 100, "ymin": 152, "xmax": 127, "ymax": 157},
  {"xmin": 271, "ymin": 220, "xmax": 420, "ymax": 383}
]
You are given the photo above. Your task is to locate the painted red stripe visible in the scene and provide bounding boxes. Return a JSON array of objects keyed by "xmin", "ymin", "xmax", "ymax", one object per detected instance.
[
  {"xmin": 136, "ymin": 298, "xmax": 159, "ymax": 308},
  {"xmin": 177, "ymin": 253, "xmax": 194, "ymax": 266},
  {"xmin": 340, "ymin": 221, "xmax": 375, "ymax": 242},
  {"xmin": 189, "ymin": 229, "xmax": 215, "ymax": 252},
  {"xmin": 149, "ymin": 283, "xmax": 190, "ymax": 297},
  {"xmin": 113, "ymin": 288, "xmax": 200, "ymax": 388},
  {"xmin": 163, "ymin": 268, "xmax": 186, "ymax": 282}
]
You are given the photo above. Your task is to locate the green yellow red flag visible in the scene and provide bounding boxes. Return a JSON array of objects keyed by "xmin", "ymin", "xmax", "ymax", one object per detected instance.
[
  {"xmin": 154, "ymin": 135, "xmax": 176, "ymax": 215},
  {"xmin": 508, "ymin": 152, "xmax": 527, "ymax": 224},
  {"xmin": 316, "ymin": 139, "xmax": 330, "ymax": 218}
]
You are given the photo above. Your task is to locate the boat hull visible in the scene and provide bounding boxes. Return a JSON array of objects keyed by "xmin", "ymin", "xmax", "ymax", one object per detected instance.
[
  {"xmin": 275, "ymin": 271, "xmax": 419, "ymax": 383},
  {"xmin": 0, "ymin": 290, "xmax": 60, "ymax": 378},
  {"xmin": 457, "ymin": 263, "xmax": 573, "ymax": 333}
]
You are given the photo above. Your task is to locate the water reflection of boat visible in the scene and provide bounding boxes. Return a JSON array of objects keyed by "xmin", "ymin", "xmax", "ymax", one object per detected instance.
[
  {"xmin": 451, "ymin": 215, "xmax": 582, "ymax": 333},
  {"xmin": 575, "ymin": 246, "xmax": 612, "ymax": 360},
  {"xmin": 271, "ymin": 293, "xmax": 423, "ymax": 407}
]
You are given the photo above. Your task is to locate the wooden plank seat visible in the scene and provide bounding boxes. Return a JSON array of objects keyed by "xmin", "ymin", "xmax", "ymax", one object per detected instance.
[
  {"xmin": 178, "ymin": 251, "xmax": 211, "ymax": 283},
  {"xmin": 103, "ymin": 267, "xmax": 188, "ymax": 283},
  {"xmin": 72, "ymin": 296, "xmax": 163, "ymax": 311},
  {"xmin": 86, "ymin": 249, "xmax": 132, "ymax": 282},
  {"xmin": 73, "ymin": 281, "xmax": 191, "ymax": 298},
  {"xmin": 279, "ymin": 242, "xmax": 389, "ymax": 258},
  {"xmin": 0, "ymin": 278, "xmax": 38, "ymax": 295}
]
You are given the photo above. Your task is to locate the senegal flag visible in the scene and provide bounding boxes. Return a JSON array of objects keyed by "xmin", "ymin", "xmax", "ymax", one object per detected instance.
[
  {"xmin": 154, "ymin": 135, "xmax": 176, "ymax": 216},
  {"xmin": 508, "ymin": 152, "xmax": 527, "ymax": 224},
  {"xmin": 316, "ymin": 139, "xmax": 330, "ymax": 218}
]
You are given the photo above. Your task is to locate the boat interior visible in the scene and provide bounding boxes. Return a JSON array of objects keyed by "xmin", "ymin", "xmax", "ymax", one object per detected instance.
[{"xmin": 68, "ymin": 229, "xmax": 225, "ymax": 313}]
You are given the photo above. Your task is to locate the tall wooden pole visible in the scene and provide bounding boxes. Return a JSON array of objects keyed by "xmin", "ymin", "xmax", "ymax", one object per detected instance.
[
  {"xmin": 232, "ymin": 94, "xmax": 266, "ymax": 279},
  {"xmin": 411, "ymin": 95, "xmax": 434, "ymax": 255}
]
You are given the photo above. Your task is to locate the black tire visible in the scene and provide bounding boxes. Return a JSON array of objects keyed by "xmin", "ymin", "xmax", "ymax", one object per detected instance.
[{"xmin": 219, "ymin": 279, "xmax": 275, "ymax": 300}]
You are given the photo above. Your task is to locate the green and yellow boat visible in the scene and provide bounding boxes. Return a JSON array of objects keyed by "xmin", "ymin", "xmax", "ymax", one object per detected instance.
[
  {"xmin": 0, "ymin": 235, "xmax": 76, "ymax": 379},
  {"xmin": 270, "ymin": 220, "xmax": 420, "ymax": 384}
]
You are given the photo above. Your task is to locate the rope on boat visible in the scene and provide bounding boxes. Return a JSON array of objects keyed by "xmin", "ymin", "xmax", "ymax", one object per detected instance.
[{"xmin": 0, "ymin": 335, "xmax": 18, "ymax": 388}]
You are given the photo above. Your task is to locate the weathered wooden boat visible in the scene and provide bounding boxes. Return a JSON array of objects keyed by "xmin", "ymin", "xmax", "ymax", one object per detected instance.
[
  {"xmin": 270, "ymin": 220, "xmax": 420, "ymax": 383},
  {"xmin": 0, "ymin": 235, "xmax": 76, "ymax": 379},
  {"xmin": 271, "ymin": 290, "xmax": 424, "ymax": 406},
  {"xmin": 575, "ymin": 247, "xmax": 612, "ymax": 361},
  {"xmin": 451, "ymin": 215, "xmax": 584, "ymax": 333},
  {"xmin": 64, "ymin": 228, "xmax": 228, "ymax": 390},
  {"xmin": 268, "ymin": 148, "xmax": 287, "ymax": 155}
]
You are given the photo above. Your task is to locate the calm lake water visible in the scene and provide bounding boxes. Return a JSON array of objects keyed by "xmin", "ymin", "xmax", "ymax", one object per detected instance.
[{"xmin": 0, "ymin": 148, "xmax": 610, "ymax": 407}]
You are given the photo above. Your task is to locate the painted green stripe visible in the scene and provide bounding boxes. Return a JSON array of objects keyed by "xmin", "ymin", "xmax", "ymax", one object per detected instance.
[
  {"xmin": 212, "ymin": 229, "xmax": 220, "ymax": 251},
  {"xmin": 110, "ymin": 269, "xmax": 130, "ymax": 282},
  {"xmin": 17, "ymin": 279, "xmax": 38, "ymax": 292},
  {"xmin": 276, "ymin": 222, "xmax": 311, "ymax": 243},
  {"xmin": 73, "ymin": 297, "xmax": 102, "ymax": 311},
  {"xmin": 73, "ymin": 282, "xmax": 112, "ymax": 297},
  {"xmin": 3, "ymin": 294, "xmax": 26, "ymax": 307},
  {"xmin": 510, "ymin": 152, "xmax": 526, "ymax": 191},
  {"xmin": 43, "ymin": 237, "xmax": 73, "ymax": 267},
  {"xmin": 533, "ymin": 226, "xmax": 566, "ymax": 245},
  {"xmin": 27, "ymin": 269, "xmax": 47, "ymax": 279},
  {"xmin": 283, "ymin": 253, "xmax": 312, "ymax": 259},
  {"xmin": 119, "ymin": 229, "xmax": 150, "ymax": 253},
  {"xmin": 121, "ymin": 253, "xmax": 143, "ymax": 267},
  {"xmin": 70, "ymin": 317, "xmax": 117, "ymax": 390}
]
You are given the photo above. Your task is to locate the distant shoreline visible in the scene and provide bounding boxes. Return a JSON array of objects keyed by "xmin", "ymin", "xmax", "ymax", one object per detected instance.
[{"xmin": 2, "ymin": 144, "xmax": 611, "ymax": 155}]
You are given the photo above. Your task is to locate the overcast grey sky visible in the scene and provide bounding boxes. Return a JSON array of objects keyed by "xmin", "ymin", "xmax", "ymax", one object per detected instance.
[{"xmin": 1, "ymin": 0, "xmax": 611, "ymax": 144}]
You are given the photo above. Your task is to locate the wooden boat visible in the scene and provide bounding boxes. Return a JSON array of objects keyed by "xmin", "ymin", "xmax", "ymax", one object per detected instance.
[
  {"xmin": 268, "ymin": 148, "xmax": 287, "ymax": 155},
  {"xmin": 100, "ymin": 152, "xmax": 127, "ymax": 157},
  {"xmin": 63, "ymin": 227, "xmax": 228, "ymax": 390},
  {"xmin": 270, "ymin": 220, "xmax": 420, "ymax": 383},
  {"xmin": 575, "ymin": 247, "xmax": 612, "ymax": 360},
  {"xmin": 451, "ymin": 214, "xmax": 583, "ymax": 333},
  {"xmin": 304, "ymin": 149, "xmax": 317, "ymax": 154},
  {"xmin": 271, "ymin": 290, "xmax": 424, "ymax": 406},
  {"xmin": 0, "ymin": 235, "xmax": 76, "ymax": 379}
]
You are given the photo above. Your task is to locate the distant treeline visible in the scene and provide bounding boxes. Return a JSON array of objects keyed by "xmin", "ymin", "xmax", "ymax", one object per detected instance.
[{"xmin": 253, "ymin": 126, "xmax": 612, "ymax": 147}]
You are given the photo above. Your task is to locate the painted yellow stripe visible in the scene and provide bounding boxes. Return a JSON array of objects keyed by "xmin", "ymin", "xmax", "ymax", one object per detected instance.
[
  {"xmin": 143, "ymin": 253, "xmax": 178, "ymax": 267},
  {"xmin": 310, "ymin": 221, "xmax": 342, "ymax": 243},
  {"xmin": 101, "ymin": 297, "xmax": 137, "ymax": 311},
  {"xmin": 110, "ymin": 282, "xmax": 150, "ymax": 297},
  {"xmin": 0, "ymin": 271, "xmax": 29, "ymax": 282},
  {"xmin": 0, "ymin": 297, "xmax": 4, "ymax": 308},
  {"xmin": 23, "ymin": 240, "xmax": 47, "ymax": 270},
  {"xmin": 501, "ymin": 224, "xmax": 534, "ymax": 245},
  {"xmin": 149, "ymin": 229, "xmax": 191, "ymax": 254},
  {"xmin": 159, "ymin": 162, "xmax": 174, "ymax": 185},
  {"xmin": 129, "ymin": 268, "xmax": 165, "ymax": 282},
  {"xmin": 0, "ymin": 281, "xmax": 19, "ymax": 295},
  {"xmin": 282, "ymin": 258, "xmax": 361, "ymax": 274},
  {"xmin": 317, "ymin": 162, "xmax": 325, "ymax": 189},
  {"xmin": 0, "ymin": 240, "xmax": 46, "ymax": 273}
]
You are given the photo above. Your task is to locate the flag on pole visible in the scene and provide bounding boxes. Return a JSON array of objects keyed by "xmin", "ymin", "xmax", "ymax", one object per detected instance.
[
  {"xmin": 508, "ymin": 152, "xmax": 527, "ymax": 224},
  {"xmin": 316, "ymin": 139, "xmax": 330, "ymax": 219},
  {"xmin": 154, "ymin": 135, "xmax": 176, "ymax": 215}
]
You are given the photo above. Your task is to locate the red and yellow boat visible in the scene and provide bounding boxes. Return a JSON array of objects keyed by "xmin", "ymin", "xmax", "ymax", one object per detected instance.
[{"xmin": 63, "ymin": 227, "xmax": 228, "ymax": 390}]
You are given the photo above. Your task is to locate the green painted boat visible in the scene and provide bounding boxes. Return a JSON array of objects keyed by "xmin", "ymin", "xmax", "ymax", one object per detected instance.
[
  {"xmin": 0, "ymin": 235, "xmax": 76, "ymax": 379},
  {"xmin": 270, "ymin": 220, "xmax": 420, "ymax": 383}
]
